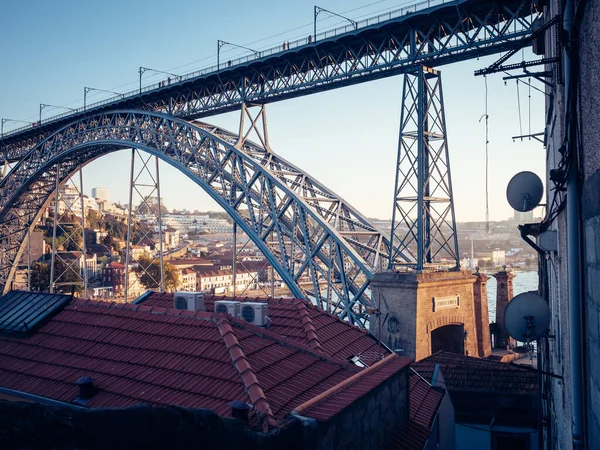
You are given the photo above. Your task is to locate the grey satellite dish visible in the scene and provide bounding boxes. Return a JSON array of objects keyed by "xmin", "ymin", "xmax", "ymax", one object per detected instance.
[
  {"xmin": 504, "ymin": 291, "xmax": 550, "ymax": 342},
  {"xmin": 506, "ymin": 171, "xmax": 544, "ymax": 212}
]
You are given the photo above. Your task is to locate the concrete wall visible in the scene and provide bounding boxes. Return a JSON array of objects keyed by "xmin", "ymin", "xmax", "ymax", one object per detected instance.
[
  {"xmin": 543, "ymin": 0, "xmax": 600, "ymax": 448},
  {"xmin": 310, "ymin": 366, "xmax": 410, "ymax": 450}
]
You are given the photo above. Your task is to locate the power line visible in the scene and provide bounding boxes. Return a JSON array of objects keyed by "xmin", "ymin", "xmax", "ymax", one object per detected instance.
[{"xmin": 8, "ymin": 1, "xmax": 423, "ymax": 126}]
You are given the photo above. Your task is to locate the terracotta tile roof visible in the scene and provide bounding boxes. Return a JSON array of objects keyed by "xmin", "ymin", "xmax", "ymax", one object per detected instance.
[
  {"xmin": 411, "ymin": 351, "xmax": 538, "ymax": 395},
  {"xmin": 139, "ymin": 292, "xmax": 390, "ymax": 366},
  {"xmin": 387, "ymin": 371, "xmax": 443, "ymax": 450},
  {"xmin": 388, "ymin": 421, "xmax": 431, "ymax": 450},
  {"xmin": 411, "ymin": 351, "xmax": 538, "ymax": 428},
  {"xmin": 293, "ymin": 354, "xmax": 411, "ymax": 421},
  {"xmin": 409, "ymin": 371, "xmax": 444, "ymax": 428},
  {"xmin": 0, "ymin": 299, "xmax": 370, "ymax": 431}
]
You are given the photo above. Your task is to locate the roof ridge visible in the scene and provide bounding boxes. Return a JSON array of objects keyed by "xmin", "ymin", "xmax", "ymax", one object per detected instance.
[
  {"xmin": 224, "ymin": 314, "xmax": 355, "ymax": 369},
  {"xmin": 70, "ymin": 299, "xmax": 215, "ymax": 321},
  {"xmin": 293, "ymin": 353, "xmax": 400, "ymax": 417},
  {"xmin": 214, "ymin": 314, "xmax": 276, "ymax": 431},
  {"xmin": 295, "ymin": 300, "xmax": 323, "ymax": 353}
]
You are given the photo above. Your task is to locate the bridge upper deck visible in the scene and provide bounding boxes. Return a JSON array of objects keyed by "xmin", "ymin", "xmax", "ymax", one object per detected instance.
[{"xmin": 0, "ymin": 0, "xmax": 539, "ymax": 162}]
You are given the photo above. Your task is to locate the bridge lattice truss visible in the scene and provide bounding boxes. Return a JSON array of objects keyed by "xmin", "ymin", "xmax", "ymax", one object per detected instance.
[
  {"xmin": 0, "ymin": 111, "xmax": 390, "ymax": 326},
  {"xmin": 0, "ymin": 0, "xmax": 541, "ymax": 163}
]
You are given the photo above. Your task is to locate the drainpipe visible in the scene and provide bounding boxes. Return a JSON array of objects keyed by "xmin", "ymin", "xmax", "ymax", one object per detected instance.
[{"xmin": 563, "ymin": 0, "xmax": 584, "ymax": 448}]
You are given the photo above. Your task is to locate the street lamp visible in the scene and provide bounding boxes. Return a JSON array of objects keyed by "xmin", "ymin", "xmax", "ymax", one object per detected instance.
[
  {"xmin": 217, "ymin": 40, "xmax": 261, "ymax": 70},
  {"xmin": 138, "ymin": 66, "xmax": 182, "ymax": 94},
  {"xmin": 39, "ymin": 104, "xmax": 76, "ymax": 125},
  {"xmin": 314, "ymin": 6, "xmax": 358, "ymax": 41},
  {"xmin": 84, "ymin": 87, "xmax": 125, "ymax": 111},
  {"xmin": 1, "ymin": 118, "xmax": 34, "ymax": 138}
]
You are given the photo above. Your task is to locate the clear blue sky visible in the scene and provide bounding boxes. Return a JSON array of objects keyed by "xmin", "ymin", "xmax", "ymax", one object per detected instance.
[{"xmin": 0, "ymin": 0, "xmax": 546, "ymax": 221}]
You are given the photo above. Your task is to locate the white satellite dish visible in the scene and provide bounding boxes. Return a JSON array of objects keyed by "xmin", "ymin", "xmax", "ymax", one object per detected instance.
[
  {"xmin": 504, "ymin": 291, "xmax": 550, "ymax": 342},
  {"xmin": 506, "ymin": 171, "xmax": 544, "ymax": 212}
]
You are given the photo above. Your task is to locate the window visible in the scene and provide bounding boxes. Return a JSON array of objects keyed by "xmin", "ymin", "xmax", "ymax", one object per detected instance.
[{"xmin": 349, "ymin": 355, "xmax": 367, "ymax": 368}]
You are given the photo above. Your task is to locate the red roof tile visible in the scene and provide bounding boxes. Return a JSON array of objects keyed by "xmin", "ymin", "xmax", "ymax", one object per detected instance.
[
  {"xmin": 388, "ymin": 420, "xmax": 431, "ymax": 450},
  {"xmin": 140, "ymin": 292, "xmax": 389, "ymax": 366},
  {"xmin": 388, "ymin": 371, "xmax": 445, "ymax": 450},
  {"xmin": 0, "ymin": 299, "xmax": 370, "ymax": 431},
  {"xmin": 409, "ymin": 371, "xmax": 443, "ymax": 428},
  {"xmin": 293, "ymin": 354, "xmax": 411, "ymax": 421},
  {"xmin": 411, "ymin": 351, "xmax": 538, "ymax": 395}
]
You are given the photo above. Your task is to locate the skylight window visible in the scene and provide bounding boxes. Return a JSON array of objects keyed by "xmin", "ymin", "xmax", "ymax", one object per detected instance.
[{"xmin": 350, "ymin": 355, "xmax": 367, "ymax": 368}]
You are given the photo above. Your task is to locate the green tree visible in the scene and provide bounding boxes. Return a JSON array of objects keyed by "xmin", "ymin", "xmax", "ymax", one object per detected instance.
[
  {"xmin": 53, "ymin": 259, "xmax": 84, "ymax": 294},
  {"xmin": 134, "ymin": 254, "xmax": 179, "ymax": 292},
  {"xmin": 87, "ymin": 210, "xmax": 102, "ymax": 229},
  {"xmin": 30, "ymin": 262, "xmax": 50, "ymax": 292}
]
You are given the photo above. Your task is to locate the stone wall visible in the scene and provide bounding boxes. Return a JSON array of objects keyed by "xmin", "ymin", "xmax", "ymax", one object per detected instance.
[
  {"xmin": 371, "ymin": 271, "xmax": 479, "ymax": 360},
  {"xmin": 492, "ymin": 269, "xmax": 515, "ymax": 348},
  {"xmin": 0, "ymin": 366, "xmax": 410, "ymax": 450},
  {"xmin": 543, "ymin": 0, "xmax": 600, "ymax": 448},
  {"xmin": 415, "ymin": 271, "xmax": 478, "ymax": 360},
  {"xmin": 473, "ymin": 272, "xmax": 492, "ymax": 357},
  {"xmin": 579, "ymin": 0, "xmax": 600, "ymax": 444},
  {"xmin": 370, "ymin": 272, "xmax": 418, "ymax": 356},
  {"xmin": 309, "ymin": 365, "xmax": 410, "ymax": 450}
]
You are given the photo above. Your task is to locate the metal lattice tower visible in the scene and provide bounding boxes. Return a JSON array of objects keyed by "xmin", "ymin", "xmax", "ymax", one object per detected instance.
[
  {"xmin": 49, "ymin": 167, "xmax": 88, "ymax": 295},
  {"xmin": 389, "ymin": 66, "xmax": 459, "ymax": 271},
  {"xmin": 124, "ymin": 150, "xmax": 165, "ymax": 302}
]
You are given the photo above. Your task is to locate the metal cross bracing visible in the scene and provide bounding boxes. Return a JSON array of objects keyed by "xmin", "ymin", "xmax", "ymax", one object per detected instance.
[
  {"xmin": 0, "ymin": 0, "xmax": 542, "ymax": 163},
  {"xmin": 123, "ymin": 149, "xmax": 165, "ymax": 302},
  {"xmin": 0, "ymin": 109, "xmax": 392, "ymax": 326},
  {"xmin": 389, "ymin": 66, "xmax": 459, "ymax": 271},
  {"xmin": 48, "ymin": 168, "xmax": 89, "ymax": 295}
]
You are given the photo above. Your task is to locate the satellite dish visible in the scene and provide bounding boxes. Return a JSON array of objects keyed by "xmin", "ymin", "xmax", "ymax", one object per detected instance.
[
  {"xmin": 506, "ymin": 171, "xmax": 544, "ymax": 212},
  {"xmin": 504, "ymin": 291, "xmax": 550, "ymax": 342}
]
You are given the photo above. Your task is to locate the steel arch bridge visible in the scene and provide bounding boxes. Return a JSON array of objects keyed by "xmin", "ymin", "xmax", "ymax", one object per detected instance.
[{"xmin": 0, "ymin": 110, "xmax": 391, "ymax": 325}]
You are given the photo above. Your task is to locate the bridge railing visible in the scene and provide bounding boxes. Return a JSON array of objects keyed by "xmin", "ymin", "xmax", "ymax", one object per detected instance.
[{"xmin": 2, "ymin": 0, "xmax": 463, "ymax": 137}]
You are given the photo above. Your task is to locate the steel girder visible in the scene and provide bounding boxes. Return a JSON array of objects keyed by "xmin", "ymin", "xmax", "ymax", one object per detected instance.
[
  {"xmin": 0, "ymin": 110, "xmax": 390, "ymax": 326},
  {"xmin": 389, "ymin": 66, "xmax": 459, "ymax": 270},
  {"xmin": 0, "ymin": 0, "xmax": 541, "ymax": 163}
]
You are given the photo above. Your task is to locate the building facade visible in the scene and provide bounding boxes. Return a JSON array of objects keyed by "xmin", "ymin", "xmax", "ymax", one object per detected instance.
[{"xmin": 540, "ymin": 1, "xmax": 598, "ymax": 448}]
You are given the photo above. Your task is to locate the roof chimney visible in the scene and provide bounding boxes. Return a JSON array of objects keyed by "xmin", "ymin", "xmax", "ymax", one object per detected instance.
[
  {"xmin": 228, "ymin": 400, "xmax": 249, "ymax": 422},
  {"xmin": 76, "ymin": 376, "xmax": 96, "ymax": 400}
]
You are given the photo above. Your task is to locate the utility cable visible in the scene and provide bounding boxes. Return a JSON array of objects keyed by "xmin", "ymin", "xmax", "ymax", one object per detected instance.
[
  {"xmin": 483, "ymin": 75, "xmax": 490, "ymax": 233},
  {"xmin": 516, "ymin": 79, "xmax": 523, "ymax": 138},
  {"xmin": 9, "ymin": 0, "xmax": 422, "ymax": 127},
  {"xmin": 528, "ymin": 77, "xmax": 532, "ymax": 137}
]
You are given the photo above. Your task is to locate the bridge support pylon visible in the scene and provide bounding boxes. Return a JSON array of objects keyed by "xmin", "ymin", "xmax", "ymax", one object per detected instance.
[
  {"xmin": 124, "ymin": 150, "xmax": 165, "ymax": 302},
  {"xmin": 49, "ymin": 165, "xmax": 89, "ymax": 297},
  {"xmin": 389, "ymin": 66, "xmax": 460, "ymax": 271}
]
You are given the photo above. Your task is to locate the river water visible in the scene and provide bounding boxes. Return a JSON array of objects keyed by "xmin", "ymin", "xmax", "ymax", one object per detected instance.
[{"xmin": 485, "ymin": 270, "xmax": 539, "ymax": 323}]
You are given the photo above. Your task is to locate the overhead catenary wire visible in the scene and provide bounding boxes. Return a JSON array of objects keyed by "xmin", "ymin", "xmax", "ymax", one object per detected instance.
[
  {"xmin": 7, "ymin": 0, "xmax": 420, "ymax": 126},
  {"xmin": 516, "ymin": 79, "xmax": 523, "ymax": 138},
  {"xmin": 479, "ymin": 75, "xmax": 490, "ymax": 233}
]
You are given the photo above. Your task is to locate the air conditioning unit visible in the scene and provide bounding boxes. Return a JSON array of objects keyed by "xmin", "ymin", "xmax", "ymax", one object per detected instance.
[
  {"xmin": 214, "ymin": 300, "xmax": 240, "ymax": 318},
  {"xmin": 173, "ymin": 292, "xmax": 205, "ymax": 311},
  {"xmin": 240, "ymin": 302, "xmax": 269, "ymax": 327}
]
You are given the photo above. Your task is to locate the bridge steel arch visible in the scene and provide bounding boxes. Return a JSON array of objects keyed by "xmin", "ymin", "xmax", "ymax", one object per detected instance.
[{"xmin": 0, "ymin": 110, "xmax": 391, "ymax": 326}]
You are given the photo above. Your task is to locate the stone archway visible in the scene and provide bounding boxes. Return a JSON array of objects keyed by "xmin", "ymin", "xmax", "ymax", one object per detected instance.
[{"xmin": 431, "ymin": 323, "xmax": 465, "ymax": 355}]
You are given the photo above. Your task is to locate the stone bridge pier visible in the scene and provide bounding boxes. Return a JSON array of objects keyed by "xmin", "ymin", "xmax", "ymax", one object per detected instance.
[{"xmin": 370, "ymin": 270, "xmax": 491, "ymax": 361}]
